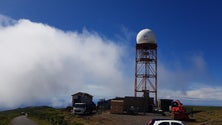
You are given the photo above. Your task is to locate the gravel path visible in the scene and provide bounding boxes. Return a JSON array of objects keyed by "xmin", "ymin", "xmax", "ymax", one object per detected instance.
[{"xmin": 9, "ymin": 116, "xmax": 39, "ymax": 125}]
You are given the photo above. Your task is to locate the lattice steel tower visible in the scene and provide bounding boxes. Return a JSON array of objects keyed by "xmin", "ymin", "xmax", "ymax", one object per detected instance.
[{"xmin": 135, "ymin": 29, "xmax": 157, "ymax": 105}]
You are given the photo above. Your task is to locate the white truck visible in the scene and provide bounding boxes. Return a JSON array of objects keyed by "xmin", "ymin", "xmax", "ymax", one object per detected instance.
[{"xmin": 73, "ymin": 103, "xmax": 95, "ymax": 115}]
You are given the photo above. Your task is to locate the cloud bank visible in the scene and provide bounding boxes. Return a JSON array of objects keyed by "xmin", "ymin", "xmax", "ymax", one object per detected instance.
[{"xmin": 0, "ymin": 15, "xmax": 131, "ymax": 109}]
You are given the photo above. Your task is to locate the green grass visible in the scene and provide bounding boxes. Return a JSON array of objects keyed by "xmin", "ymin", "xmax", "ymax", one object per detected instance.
[
  {"xmin": 25, "ymin": 106, "xmax": 68, "ymax": 125},
  {"xmin": 184, "ymin": 106, "xmax": 222, "ymax": 125}
]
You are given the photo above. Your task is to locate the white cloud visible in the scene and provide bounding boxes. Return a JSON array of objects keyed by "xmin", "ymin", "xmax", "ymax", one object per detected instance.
[
  {"xmin": 0, "ymin": 15, "xmax": 131, "ymax": 109},
  {"xmin": 158, "ymin": 86, "xmax": 222, "ymax": 106},
  {"xmin": 158, "ymin": 54, "xmax": 222, "ymax": 105},
  {"xmin": 0, "ymin": 15, "xmax": 16, "ymax": 28},
  {"xmin": 186, "ymin": 87, "xmax": 222, "ymax": 100}
]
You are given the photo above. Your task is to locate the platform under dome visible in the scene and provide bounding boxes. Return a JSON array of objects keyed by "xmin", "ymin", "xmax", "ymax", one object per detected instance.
[{"xmin": 136, "ymin": 29, "xmax": 156, "ymax": 44}]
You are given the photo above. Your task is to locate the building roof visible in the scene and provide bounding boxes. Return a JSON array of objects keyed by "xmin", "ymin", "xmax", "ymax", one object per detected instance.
[{"xmin": 71, "ymin": 92, "xmax": 93, "ymax": 97}]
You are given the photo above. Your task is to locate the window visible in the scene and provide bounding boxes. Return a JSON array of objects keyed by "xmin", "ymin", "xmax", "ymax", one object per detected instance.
[
  {"xmin": 159, "ymin": 122, "xmax": 170, "ymax": 125},
  {"xmin": 172, "ymin": 102, "xmax": 178, "ymax": 107},
  {"xmin": 172, "ymin": 122, "xmax": 182, "ymax": 125}
]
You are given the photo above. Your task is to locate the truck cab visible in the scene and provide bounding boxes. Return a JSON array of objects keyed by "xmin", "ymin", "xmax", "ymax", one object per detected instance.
[
  {"xmin": 171, "ymin": 100, "xmax": 189, "ymax": 120},
  {"xmin": 73, "ymin": 102, "xmax": 95, "ymax": 115},
  {"xmin": 73, "ymin": 103, "xmax": 87, "ymax": 115}
]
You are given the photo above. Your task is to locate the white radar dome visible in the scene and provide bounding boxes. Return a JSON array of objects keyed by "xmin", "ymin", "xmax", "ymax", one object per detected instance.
[{"xmin": 136, "ymin": 29, "xmax": 156, "ymax": 44}]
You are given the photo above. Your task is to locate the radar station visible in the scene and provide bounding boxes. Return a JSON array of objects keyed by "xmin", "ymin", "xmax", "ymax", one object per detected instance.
[{"xmin": 135, "ymin": 28, "xmax": 158, "ymax": 105}]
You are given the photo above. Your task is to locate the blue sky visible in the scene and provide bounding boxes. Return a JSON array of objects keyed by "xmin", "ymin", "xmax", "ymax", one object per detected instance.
[{"xmin": 0, "ymin": 0, "xmax": 222, "ymax": 109}]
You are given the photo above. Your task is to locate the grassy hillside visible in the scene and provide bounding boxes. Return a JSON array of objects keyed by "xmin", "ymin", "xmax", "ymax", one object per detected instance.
[
  {"xmin": 0, "ymin": 106, "xmax": 85, "ymax": 125},
  {"xmin": 0, "ymin": 108, "xmax": 22, "ymax": 125},
  {"xmin": 186, "ymin": 106, "xmax": 222, "ymax": 125}
]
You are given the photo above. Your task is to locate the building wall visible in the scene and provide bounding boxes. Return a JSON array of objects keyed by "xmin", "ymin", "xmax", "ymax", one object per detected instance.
[
  {"xmin": 124, "ymin": 96, "xmax": 154, "ymax": 112},
  {"xmin": 110, "ymin": 100, "xmax": 124, "ymax": 114}
]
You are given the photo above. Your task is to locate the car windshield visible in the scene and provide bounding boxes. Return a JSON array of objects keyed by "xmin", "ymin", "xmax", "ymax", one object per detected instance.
[{"xmin": 74, "ymin": 104, "xmax": 86, "ymax": 108}]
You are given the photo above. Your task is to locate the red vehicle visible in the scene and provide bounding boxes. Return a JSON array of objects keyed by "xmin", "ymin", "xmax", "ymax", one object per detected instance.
[{"xmin": 171, "ymin": 100, "xmax": 189, "ymax": 120}]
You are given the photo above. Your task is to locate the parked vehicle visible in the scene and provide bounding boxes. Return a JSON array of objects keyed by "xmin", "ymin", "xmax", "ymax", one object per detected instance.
[
  {"xmin": 73, "ymin": 102, "xmax": 95, "ymax": 115},
  {"xmin": 147, "ymin": 119, "xmax": 186, "ymax": 125},
  {"xmin": 171, "ymin": 100, "xmax": 189, "ymax": 120}
]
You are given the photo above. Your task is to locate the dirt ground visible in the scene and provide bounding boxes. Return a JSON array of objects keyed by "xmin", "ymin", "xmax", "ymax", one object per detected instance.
[
  {"xmin": 87, "ymin": 107, "xmax": 222, "ymax": 125},
  {"xmin": 81, "ymin": 112, "xmax": 175, "ymax": 125}
]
